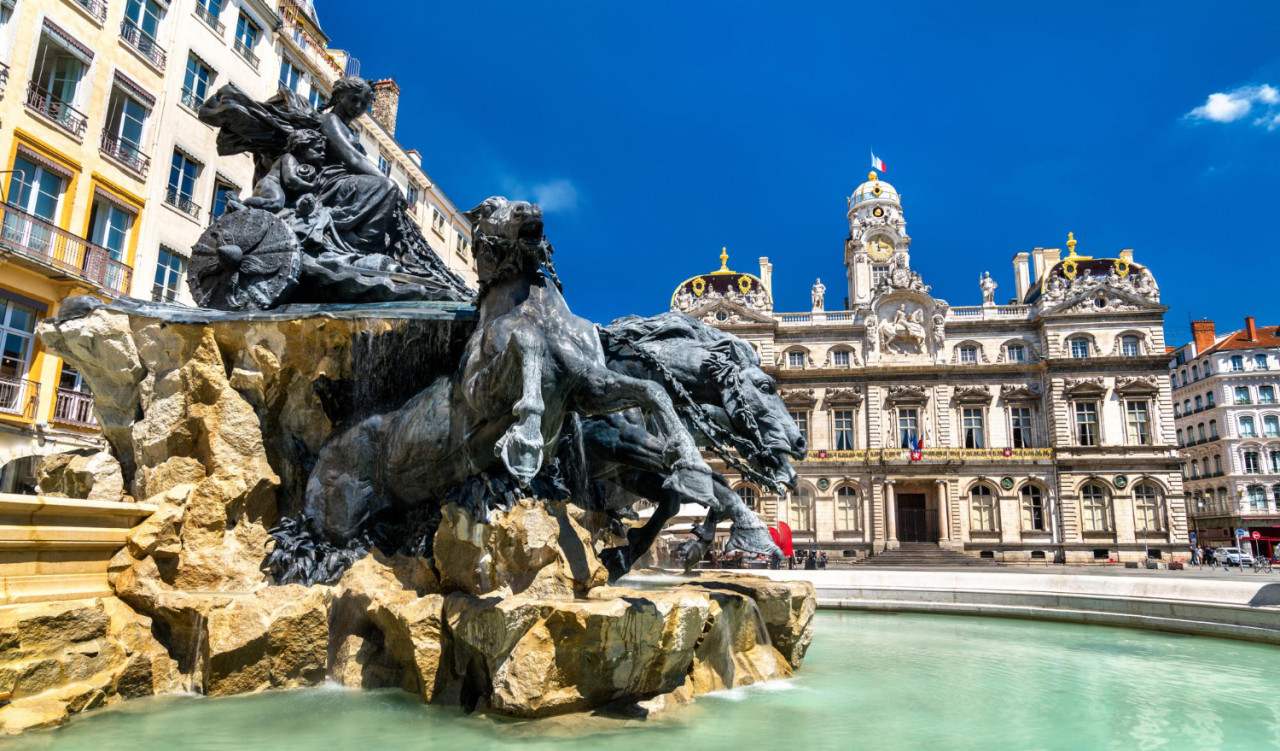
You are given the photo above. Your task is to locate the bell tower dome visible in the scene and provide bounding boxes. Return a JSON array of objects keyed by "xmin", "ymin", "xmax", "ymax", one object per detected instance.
[{"xmin": 845, "ymin": 171, "xmax": 911, "ymax": 307}]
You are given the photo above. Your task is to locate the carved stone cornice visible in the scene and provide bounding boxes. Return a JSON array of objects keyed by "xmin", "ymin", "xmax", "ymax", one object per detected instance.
[
  {"xmin": 999, "ymin": 383, "xmax": 1042, "ymax": 401},
  {"xmin": 884, "ymin": 384, "xmax": 929, "ymax": 405},
  {"xmin": 824, "ymin": 386, "xmax": 864, "ymax": 406},
  {"xmin": 951, "ymin": 385, "xmax": 992, "ymax": 404},
  {"xmin": 1115, "ymin": 375, "xmax": 1160, "ymax": 395},
  {"xmin": 1062, "ymin": 377, "xmax": 1107, "ymax": 397},
  {"xmin": 780, "ymin": 388, "xmax": 817, "ymax": 406}
]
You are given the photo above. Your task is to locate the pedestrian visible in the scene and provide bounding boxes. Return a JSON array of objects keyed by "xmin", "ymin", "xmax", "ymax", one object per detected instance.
[
  {"xmin": 804, "ymin": 550, "xmax": 816, "ymax": 570},
  {"xmin": 819, "ymin": 551, "xmax": 828, "ymax": 569}
]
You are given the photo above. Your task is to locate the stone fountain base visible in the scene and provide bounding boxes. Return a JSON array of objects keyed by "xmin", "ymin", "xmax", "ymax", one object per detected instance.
[{"xmin": 1, "ymin": 499, "xmax": 814, "ymax": 734}]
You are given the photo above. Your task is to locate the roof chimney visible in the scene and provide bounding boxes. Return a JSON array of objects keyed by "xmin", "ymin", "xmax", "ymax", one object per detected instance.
[
  {"xmin": 1190, "ymin": 319, "xmax": 1216, "ymax": 354},
  {"xmin": 370, "ymin": 78, "xmax": 400, "ymax": 137},
  {"xmin": 1245, "ymin": 316, "xmax": 1258, "ymax": 341}
]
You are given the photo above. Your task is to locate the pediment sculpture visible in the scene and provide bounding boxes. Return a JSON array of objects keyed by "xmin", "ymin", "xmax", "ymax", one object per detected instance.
[
  {"xmin": 824, "ymin": 386, "xmax": 864, "ymax": 406},
  {"xmin": 1062, "ymin": 376, "xmax": 1107, "ymax": 396}
]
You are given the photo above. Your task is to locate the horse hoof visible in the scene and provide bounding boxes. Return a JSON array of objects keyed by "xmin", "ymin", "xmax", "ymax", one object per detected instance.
[
  {"xmin": 663, "ymin": 460, "xmax": 714, "ymax": 504},
  {"xmin": 495, "ymin": 424, "xmax": 543, "ymax": 486},
  {"xmin": 728, "ymin": 525, "xmax": 783, "ymax": 558}
]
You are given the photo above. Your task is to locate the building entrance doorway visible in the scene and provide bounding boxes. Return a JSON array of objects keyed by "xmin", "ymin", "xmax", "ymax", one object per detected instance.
[{"xmin": 896, "ymin": 493, "xmax": 935, "ymax": 542}]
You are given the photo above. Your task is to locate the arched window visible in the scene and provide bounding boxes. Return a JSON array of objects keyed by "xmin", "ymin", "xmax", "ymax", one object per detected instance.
[
  {"xmin": 970, "ymin": 485, "xmax": 997, "ymax": 531},
  {"xmin": 1133, "ymin": 483, "xmax": 1162, "ymax": 531},
  {"xmin": 1240, "ymin": 416, "xmax": 1257, "ymax": 437},
  {"xmin": 1197, "ymin": 423, "xmax": 1205, "ymax": 441},
  {"xmin": 1081, "ymin": 483, "xmax": 1111, "ymax": 532},
  {"xmin": 737, "ymin": 485, "xmax": 757, "ymax": 512},
  {"xmin": 1020, "ymin": 485, "xmax": 1045, "ymax": 531},
  {"xmin": 1264, "ymin": 416, "xmax": 1280, "ymax": 438},
  {"xmin": 1121, "ymin": 335, "xmax": 1141, "ymax": 357},
  {"xmin": 1273, "ymin": 484, "xmax": 1280, "ymax": 504},
  {"xmin": 1069, "ymin": 337, "xmax": 1091, "ymax": 359},
  {"xmin": 1209, "ymin": 420, "xmax": 1218, "ymax": 438},
  {"xmin": 1176, "ymin": 428, "xmax": 1183, "ymax": 446},
  {"xmin": 1231, "ymin": 355, "xmax": 1244, "ymax": 372},
  {"xmin": 1213, "ymin": 455, "xmax": 1222, "ymax": 474},
  {"xmin": 1195, "ymin": 395, "xmax": 1203, "ymax": 410},
  {"xmin": 1174, "ymin": 404, "xmax": 1182, "ymax": 418},
  {"xmin": 1192, "ymin": 365, "xmax": 1200, "ymax": 380},
  {"xmin": 789, "ymin": 490, "xmax": 813, "ymax": 531},
  {"xmin": 836, "ymin": 487, "xmax": 861, "ymax": 531},
  {"xmin": 1207, "ymin": 391, "xmax": 1215, "ymax": 407},
  {"xmin": 1247, "ymin": 485, "xmax": 1267, "ymax": 510}
]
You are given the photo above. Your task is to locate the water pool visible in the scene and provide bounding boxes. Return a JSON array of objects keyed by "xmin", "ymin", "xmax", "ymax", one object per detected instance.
[{"xmin": 9, "ymin": 611, "xmax": 1280, "ymax": 750}]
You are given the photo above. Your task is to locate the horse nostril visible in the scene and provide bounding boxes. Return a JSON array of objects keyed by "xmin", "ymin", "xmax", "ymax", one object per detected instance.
[{"xmin": 794, "ymin": 436, "xmax": 807, "ymax": 453}]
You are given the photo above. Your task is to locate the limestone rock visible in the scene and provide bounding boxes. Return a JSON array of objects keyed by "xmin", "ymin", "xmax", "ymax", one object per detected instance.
[
  {"xmin": 36, "ymin": 450, "xmax": 125, "ymax": 502},
  {"xmin": 328, "ymin": 552, "xmax": 442, "ymax": 694},
  {"xmin": 199, "ymin": 585, "xmax": 330, "ymax": 696},
  {"xmin": 677, "ymin": 572, "xmax": 816, "ymax": 668},
  {"xmin": 0, "ymin": 597, "xmax": 179, "ymax": 735},
  {"xmin": 445, "ymin": 588, "xmax": 715, "ymax": 718},
  {"xmin": 433, "ymin": 500, "xmax": 608, "ymax": 598}
]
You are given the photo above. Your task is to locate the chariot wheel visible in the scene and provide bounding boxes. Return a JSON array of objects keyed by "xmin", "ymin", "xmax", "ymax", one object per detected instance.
[{"xmin": 189, "ymin": 207, "xmax": 302, "ymax": 310}]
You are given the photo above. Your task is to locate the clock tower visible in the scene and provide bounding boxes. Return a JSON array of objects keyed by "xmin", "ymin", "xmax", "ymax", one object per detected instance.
[{"xmin": 845, "ymin": 171, "xmax": 911, "ymax": 307}]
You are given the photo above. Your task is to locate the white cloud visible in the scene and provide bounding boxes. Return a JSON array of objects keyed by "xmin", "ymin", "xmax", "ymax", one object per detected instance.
[
  {"xmin": 498, "ymin": 176, "xmax": 580, "ymax": 213},
  {"xmin": 1186, "ymin": 84, "xmax": 1280, "ymax": 127}
]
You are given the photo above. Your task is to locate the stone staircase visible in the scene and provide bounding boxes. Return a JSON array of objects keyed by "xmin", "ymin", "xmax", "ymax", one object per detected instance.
[{"xmin": 854, "ymin": 542, "xmax": 999, "ymax": 567}]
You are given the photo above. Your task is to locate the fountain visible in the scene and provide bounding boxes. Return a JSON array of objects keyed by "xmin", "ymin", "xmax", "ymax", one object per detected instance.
[{"xmin": 0, "ymin": 77, "xmax": 814, "ymax": 734}]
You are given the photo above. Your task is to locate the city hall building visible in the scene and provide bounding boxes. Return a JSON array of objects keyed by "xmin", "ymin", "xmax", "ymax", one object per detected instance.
[{"xmin": 670, "ymin": 172, "xmax": 1188, "ymax": 564}]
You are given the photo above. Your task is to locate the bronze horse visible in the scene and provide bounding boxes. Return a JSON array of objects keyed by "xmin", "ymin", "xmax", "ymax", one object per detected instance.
[{"xmin": 302, "ymin": 198, "xmax": 714, "ymax": 543}]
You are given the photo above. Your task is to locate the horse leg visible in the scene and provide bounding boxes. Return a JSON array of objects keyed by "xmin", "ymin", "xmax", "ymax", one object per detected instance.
[
  {"xmin": 717, "ymin": 481, "xmax": 782, "ymax": 558},
  {"xmin": 491, "ymin": 327, "xmax": 547, "ymax": 486},
  {"xmin": 572, "ymin": 369, "xmax": 714, "ymax": 504}
]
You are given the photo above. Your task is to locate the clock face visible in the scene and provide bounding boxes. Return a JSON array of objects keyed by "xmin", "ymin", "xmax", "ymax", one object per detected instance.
[{"xmin": 867, "ymin": 236, "xmax": 893, "ymax": 261}]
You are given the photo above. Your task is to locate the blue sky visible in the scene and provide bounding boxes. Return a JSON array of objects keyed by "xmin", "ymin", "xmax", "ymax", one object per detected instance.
[{"xmin": 317, "ymin": 1, "xmax": 1280, "ymax": 344}]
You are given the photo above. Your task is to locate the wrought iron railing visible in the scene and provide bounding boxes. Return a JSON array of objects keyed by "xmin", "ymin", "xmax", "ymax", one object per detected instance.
[
  {"xmin": 801, "ymin": 447, "xmax": 1055, "ymax": 463},
  {"xmin": 52, "ymin": 388, "xmax": 97, "ymax": 428},
  {"xmin": 180, "ymin": 88, "xmax": 204, "ymax": 110},
  {"xmin": 194, "ymin": 3, "xmax": 225, "ymax": 34},
  {"xmin": 0, "ymin": 63, "xmax": 9, "ymax": 98},
  {"xmin": 100, "ymin": 132, "xmax": 150, "ymax": 177},
  {"xmin": 73, "ymin": 0, "xmax": 108, "ymax": 22},
  {"xmin": 279, "ymin": 0, "xmax": 345, "ymax": 77},
  {"xmin": 233, "ymin": 38, "xmax": 259, "ymax": 68},
  {"xmin": 0, "ymin": 375, "xmax": 39, "ymax": 419},
  {"xmin": 120, "ymin": 19, "xmax": 167, "ymax": 69},
  {"xmin": 165, "ymin": 187, "xmax": 201, "ymax": 219},
  {"xmin": 24, "ymin": 81, "xmax": 88, "ymax": 138},
  {"xmin": 0, "ymin": 203, "xmax": 132, "ymax": 294}
]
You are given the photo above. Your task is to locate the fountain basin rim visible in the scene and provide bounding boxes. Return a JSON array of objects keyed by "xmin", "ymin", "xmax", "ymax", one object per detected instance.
[{"xmin": 53, "ymin": 295, "xmax": 479, "ymax": 326}]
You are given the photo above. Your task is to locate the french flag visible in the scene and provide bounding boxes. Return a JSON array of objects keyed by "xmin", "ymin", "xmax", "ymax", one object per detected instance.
[
  {"xmin": 909, "ymin": 435, "xmax": 923, "ymax": 461},
  {"xmin": 871, "ymin": 151, "xmax": 886, "ymax": 172}
]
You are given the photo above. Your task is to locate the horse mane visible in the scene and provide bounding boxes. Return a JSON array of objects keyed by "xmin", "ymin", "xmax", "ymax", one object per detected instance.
[
  {"xmin": 473, "ymin": 235, "xmax": 561, "ymax": 302},
  {"xmin": 604, "ymin": 312, "xmax": 760, "ymax": 368}
]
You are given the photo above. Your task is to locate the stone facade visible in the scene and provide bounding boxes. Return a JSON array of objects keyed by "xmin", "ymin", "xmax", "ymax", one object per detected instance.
[
  {"xmin": 1172, "ymin": 317, "xmax": 1280, "ymax": 557},
  {"xmin": 671, "ymin": 172, "xmax": 1187, "ymax": 564}
]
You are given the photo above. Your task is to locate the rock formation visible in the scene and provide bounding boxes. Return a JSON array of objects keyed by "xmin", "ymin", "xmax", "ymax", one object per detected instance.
[
  {"xmin": 12, "ymin": 300, "xmax": 815, "ymax": 735},
  {"xmin": 35, "ymin": 450, "xmax": 125, "ymax": 503}
]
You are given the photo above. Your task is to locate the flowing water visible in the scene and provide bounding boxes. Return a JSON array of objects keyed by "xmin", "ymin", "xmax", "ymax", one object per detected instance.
[{"xmin": 9, "ymin": 611, "xmax": 1280, "ymax": 750}]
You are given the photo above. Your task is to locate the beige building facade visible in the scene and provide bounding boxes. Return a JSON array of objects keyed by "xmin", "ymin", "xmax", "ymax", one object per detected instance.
[{"xmin": 671, "ymin": 172, "xmax": 1188, "ymax": 564}]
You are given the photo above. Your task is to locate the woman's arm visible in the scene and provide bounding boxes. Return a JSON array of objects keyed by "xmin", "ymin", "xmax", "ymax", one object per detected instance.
[{"xmin": 320, "ymin": 113, "xmax": 382, "ymax": 177}]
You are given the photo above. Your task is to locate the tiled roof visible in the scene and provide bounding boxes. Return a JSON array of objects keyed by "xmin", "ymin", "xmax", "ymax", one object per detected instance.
[{"xmin": 1201, "ymin": 325, "xmax": 1280, "ymax": 355}]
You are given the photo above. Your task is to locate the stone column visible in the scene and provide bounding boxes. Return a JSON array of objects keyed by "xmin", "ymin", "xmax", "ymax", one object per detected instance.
[
  {"xmin": 864, "ymin": 482, "xmax": 874, "ymax": 546},
  {"xmin": 885, "ymin": 480, "xmax": 898, "ymax": 549},
  {"xmin": 935, "ymin": 479, "xmax": 950, "ymax": 543}
]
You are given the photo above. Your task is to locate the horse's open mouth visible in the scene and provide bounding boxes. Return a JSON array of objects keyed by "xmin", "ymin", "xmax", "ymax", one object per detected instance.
[{"xmin": 518, "ymin": 219, "xmax": 544, "ymax": 242}]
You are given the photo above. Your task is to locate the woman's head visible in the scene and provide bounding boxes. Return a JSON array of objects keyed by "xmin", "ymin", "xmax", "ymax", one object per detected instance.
[{"xmin": 325, "ymin": 76, "xmax": 374, "ymax": 119}]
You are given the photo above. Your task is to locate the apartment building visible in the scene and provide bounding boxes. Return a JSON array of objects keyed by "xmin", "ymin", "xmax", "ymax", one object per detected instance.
[{"xmin": 1172, "ymin": 317, "xmax": 1280, "ymax": 558}]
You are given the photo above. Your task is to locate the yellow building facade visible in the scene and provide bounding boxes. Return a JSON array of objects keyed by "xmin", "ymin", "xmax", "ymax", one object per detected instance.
[{"xmin": 0, "ymin": 0, "xmax": 170, "ymax": 488}]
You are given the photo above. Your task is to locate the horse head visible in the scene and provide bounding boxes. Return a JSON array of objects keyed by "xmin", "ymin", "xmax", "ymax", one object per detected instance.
[
  {"xmin": 465, "ymin": 196, "xmax": 551, "ymax": 289},
  {"xmin": 603, "ymin": 313, "xmax": 805, "ymax": 492}
]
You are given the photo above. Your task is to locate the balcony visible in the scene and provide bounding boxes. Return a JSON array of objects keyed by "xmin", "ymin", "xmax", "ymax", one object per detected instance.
[
  {"xmin": 279, "ymin": 1, "xmax": 345, "ymax": 79},
  {"xmin": 0, "ymin": 63, "xmax": 9, "ymax": 98},
  {"xmin": 164, "ymin": 188, "xmax": 201, "ymax": 220},
  {"xmin": 120, "ymin": 19, "xmax": 167, "ymax": 70},
  {"xmin": 0, "ymin": 203, "xmax": 133, "ymax": 294},
  {"xmin": 194, "ymin": 4, "xmax": 225, "ymax": 35},
  {"xmin": 52, "ymin": 388, "xmax": 97, "ymax": 429},
  {"xmin": 0, "ymin": 376, "xmax": 40, "ymax": 419},
  {"xmin": 800, "ymin": 447, "xmax": 1055, "ymax": 464},
  {"xmin": 72, "ymin": 0, "xmax": 108, "ymax": 22},
  {"xmin": 233, "ymin": 38, "xmax": 259, "ymax": 69},
  {"xmin": 24, "ymin": 82, "xmax": 88, "ymax": 138},
  {"xmin": 99, "ymin": 132, "xmax": 150, "ymax": 178}
]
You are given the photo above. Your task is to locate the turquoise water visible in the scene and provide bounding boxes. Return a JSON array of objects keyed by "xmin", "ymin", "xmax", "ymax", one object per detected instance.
[{"xmin": 9, "ymin": 611, "xmax": 1280, "ymax": 750}]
